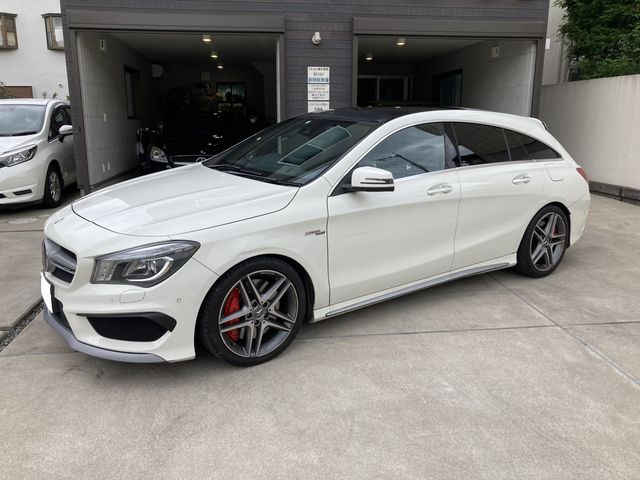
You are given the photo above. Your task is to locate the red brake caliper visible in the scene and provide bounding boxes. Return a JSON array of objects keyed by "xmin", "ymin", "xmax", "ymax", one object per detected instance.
[{"xmin": 223, "ymin": 288, "xmax": 242, "ymax": 342}]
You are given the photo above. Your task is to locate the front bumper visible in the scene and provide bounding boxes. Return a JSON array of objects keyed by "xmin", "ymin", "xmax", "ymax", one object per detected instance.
[
  {"xmin": 43, "ymin": 307, "xmax": 165, "ymax": 363},
  {"xmin": 0, "ymin": 160, "xmax": 45, "ymax": 204},
  {"xmin": 41, "ymin": 210, "xmax": 219, "ymax": 363}
]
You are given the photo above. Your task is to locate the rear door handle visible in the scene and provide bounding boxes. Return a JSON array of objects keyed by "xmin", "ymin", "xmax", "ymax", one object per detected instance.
[
  {"xmin": 427, "ymin": 184, "xmax": 453, "ymax": 196},
  {"xmin": 512, "ymin": 174, "xmax": 532, "ymax": 185}
]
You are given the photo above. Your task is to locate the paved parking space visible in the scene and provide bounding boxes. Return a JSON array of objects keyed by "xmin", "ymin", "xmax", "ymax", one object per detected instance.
[
  {"xmin": 0, "ymin": 192, "xmax": 78, "ymax": 331},
  {"xmin": 0, "ymin": 194, "xmax": 638, "ymax": 479}
]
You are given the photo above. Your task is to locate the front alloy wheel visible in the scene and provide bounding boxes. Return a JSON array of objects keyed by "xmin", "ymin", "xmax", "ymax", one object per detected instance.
[
  {"xmin": 198, "ymin": 258, "xmax": 306, "ymax": 366},
  {"xmin": 43, "ymin": 165, "xmax": 63, "ymax": 208}
]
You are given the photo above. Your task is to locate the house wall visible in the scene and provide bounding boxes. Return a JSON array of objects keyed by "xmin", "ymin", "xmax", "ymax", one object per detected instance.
[
  {"xmin": 414, "ymin": 40, "xmax": 537, "ymax": 115},
  {"xmin": 540, "ymin": 74, "xmax": 640, "ymax": 190},
  {"xmin": 0, "ymin": 0, "xmax": 68, "ymax": 99},
  {"xmin": 542, "ymin": 3, "xmax": 568, "ymax": 86},
  {"xmin": 61, "ymin": 0, "xmax": 550, "ymax": 118},
  {"xmin": 76, "ymin": 31, "xmax": 155, "ymax": 185}
]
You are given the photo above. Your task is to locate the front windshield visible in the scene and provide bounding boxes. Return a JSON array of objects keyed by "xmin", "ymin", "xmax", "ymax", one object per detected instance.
[
  {"xmin": 204, "ymin": 116, "xmax": 378, "ymax": 186},
  {"xmin": 0, "ymin": 105, "xmax": 46, "ymax": 136}
]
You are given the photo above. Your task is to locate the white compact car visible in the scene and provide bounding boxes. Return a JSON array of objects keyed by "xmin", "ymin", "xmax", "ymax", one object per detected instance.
[
  {"xmin": 42, "ymin": 108, "xmax": 590, "ymax": 366},
  {"xmin": 0, "ymin": 99, "xmax": 75, "ymax": 207}
]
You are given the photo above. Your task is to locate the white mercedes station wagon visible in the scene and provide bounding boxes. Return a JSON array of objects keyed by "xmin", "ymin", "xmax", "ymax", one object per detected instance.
[{"xmin": 42, "ymin": 108, "xmax": 590, "ymax": 366}]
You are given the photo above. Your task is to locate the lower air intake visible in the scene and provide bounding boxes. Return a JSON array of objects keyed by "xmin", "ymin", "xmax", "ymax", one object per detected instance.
[{"xmin": 86, "ymin": 313, "xmax": 176, "ymax": 342}]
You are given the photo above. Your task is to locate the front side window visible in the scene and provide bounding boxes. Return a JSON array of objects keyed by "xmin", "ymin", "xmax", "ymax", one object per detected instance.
[
  {"xmin": 49, "ymin": 107, "xmax": 66, "ymax": 140},
  {"xmin": 0, "ymin": 14, "xmax": 18, "ymax": 49},
  {"xmin": 357, "ymin": 123, "xmax": 455, "ymax": 180},
  {"xmin": 43, "ymin": 15, "xmax": 64, "ymax": 50},
  {"xmin": 204, "ymin": 117, "xmax": 378, "ymax": 186},
  {"xmin": 504, "ymin": 128, "xmax": 561, "ymax": 161},
  {"xmin": 0, "ymin": 105, "xmax": 46, "ymax": 136},
  {"xmin": 62, "ymin": 106, "xmax": 72, "ymax": 125},
  {"xmin": 451, "ymin": 122, "xmax": 510, "ymax": 166}
]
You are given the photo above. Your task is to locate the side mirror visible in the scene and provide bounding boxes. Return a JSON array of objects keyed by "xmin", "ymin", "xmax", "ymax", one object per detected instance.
[
  {"xmin": 349, "ymin": 166, "xmax": 395, "ymax": 192},
  {"xmin": 58, "ymin": 124, "xmax": 73, "ymax": 142}
]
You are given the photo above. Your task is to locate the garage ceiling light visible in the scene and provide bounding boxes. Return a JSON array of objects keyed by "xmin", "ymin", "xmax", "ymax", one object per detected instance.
[
  {"xmin": 217, "ymin": 63, "xmax": 224, "ymax": 69},
  {"xmin": 210, "ymin": 51, "xmax": 218, "ymax": 59},
  {"xmin": 396, "ymin": 37, "xmax": 406, "ymax": 46},
  {"xmin": 365, "ymin": 53, "xmax": 373, "ymax": 61},
  {"xmin": 202, "ymin": 34, "xmax": 212, "ymax": 43}
]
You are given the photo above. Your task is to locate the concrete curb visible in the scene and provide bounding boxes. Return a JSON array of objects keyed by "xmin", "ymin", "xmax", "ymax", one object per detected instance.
[{"xmin": 590, "ymin": 181, "xmax": 640, "ymax": 206}]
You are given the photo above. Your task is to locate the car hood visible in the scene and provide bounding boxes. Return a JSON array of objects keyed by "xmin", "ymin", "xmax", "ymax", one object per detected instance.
[
  {"xmin": 0, "ymin": 134, "xmax": 39, "ymax": 154},
  {"xmin": 72, "ymin": 164, "xmax": 299, "ymax": 236}
]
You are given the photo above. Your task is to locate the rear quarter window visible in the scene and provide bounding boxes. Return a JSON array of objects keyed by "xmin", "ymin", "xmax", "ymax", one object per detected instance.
[{"xmin": 504, "ymin": 129, "xmax": 562, "ymax": 161}]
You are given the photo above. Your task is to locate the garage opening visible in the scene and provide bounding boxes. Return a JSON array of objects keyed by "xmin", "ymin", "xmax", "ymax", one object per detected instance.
[
  {"xmin": 75, "ymin": 31, "xmax": 279, "ymax": 188},
  {"xmin": 357, "ymin": 36, "xmax": 537, "ymax": 116}
]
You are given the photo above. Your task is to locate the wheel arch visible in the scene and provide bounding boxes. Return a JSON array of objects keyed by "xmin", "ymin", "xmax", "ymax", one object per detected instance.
[
  {"xmin": 46, "ymin": 159, "xmax": 63, "ymax": 183},
  {"xmin": 198, "ymin": 253, "xmax": 317, "ymax": 323},
  {"xmin": 543, "ymin": 201, "xmax": 572, "ymax": 246}
]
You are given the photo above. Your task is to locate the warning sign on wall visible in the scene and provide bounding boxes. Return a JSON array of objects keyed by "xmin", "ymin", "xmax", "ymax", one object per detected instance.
[
  {"xmin": 308, "ymin": 101, "xmax": 330, "ymax": 113},
  {"xmin": 308, "ymin": 84, "xmax": 330, "ymax": 101},
  {"xmin": 307, "ymin": 66, "xmax": 330, "ymax": 84}
]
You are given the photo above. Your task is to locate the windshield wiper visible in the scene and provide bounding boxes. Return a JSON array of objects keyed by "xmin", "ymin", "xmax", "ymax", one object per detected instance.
[
  {"xmin": 0, "ymin": 131, "xmax": 38, "ymax": 137},
  {"xmin": 208, "ymin": 163, "xmax": 299, "ymax": 187}
]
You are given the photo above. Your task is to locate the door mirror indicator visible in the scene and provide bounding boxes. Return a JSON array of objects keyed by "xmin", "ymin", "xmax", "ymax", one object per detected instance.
[{"xmin": 349, "ymin": 166, "xmax": 395, "ymax": 192}]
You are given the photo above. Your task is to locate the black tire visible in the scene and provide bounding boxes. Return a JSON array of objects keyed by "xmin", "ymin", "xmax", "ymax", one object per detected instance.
[
  {"xmin": 515, "ymin": 204, "xmax": 569, "ymax": 278},
  {"xmin": 42, "ymin": 163, "xmax": 63, "ymax": 208},
  {"xmin": 198, "ymin": 257, "xmax": 307, "ymax": 366}
]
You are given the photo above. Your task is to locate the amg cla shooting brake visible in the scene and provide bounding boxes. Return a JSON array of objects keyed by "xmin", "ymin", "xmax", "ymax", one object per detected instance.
[{"xmin": 42, "ymin": 108, "xmax": 590, "ymax": 366}]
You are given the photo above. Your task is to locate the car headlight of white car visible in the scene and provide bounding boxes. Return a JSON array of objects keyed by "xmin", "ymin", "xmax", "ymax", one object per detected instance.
[
  {"xmin": 149, "ymin": 145, "xmax": 168, "ymax": 163},
  {"xmin": 0, "ymin": 145, "xmax": 38, "ymax": 167},
  {"xmin": 92, "ymin": 241, "xmax": 200, "ymax": 287}
]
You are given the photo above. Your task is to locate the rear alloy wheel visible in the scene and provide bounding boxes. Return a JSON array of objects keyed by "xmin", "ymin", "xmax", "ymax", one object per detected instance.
[
  {"xmin": 198, "ymin": 258, "xmax": 306, "ymax": 366},
  {"xmin": 43, "ymin": 164, "xmax": 63, "ymax": 208},
  {"xmin": 515, "ymin": 205, "xmax": 568, "ymax": 277}
]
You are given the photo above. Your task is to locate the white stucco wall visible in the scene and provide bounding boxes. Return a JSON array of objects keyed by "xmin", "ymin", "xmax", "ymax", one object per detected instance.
[
  {"xmin": 0, "ymin": 0, "xmax": 68, "ymax": 99},
  {"xmin": 77, "ymin": 31, "xmax": 155, "ymax": 186},
  {"xmin": 540, "ymin": 75, "xmax": 640, "ymax": 189},
  {"xmin": 415, "ymin": 39, "xmax": 537, "ymax": 116}
]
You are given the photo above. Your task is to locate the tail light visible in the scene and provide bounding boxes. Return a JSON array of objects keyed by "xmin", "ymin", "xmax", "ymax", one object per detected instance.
[{"xmin": 576, "ymin": 167, "xmax": 589, "ymax": 183}]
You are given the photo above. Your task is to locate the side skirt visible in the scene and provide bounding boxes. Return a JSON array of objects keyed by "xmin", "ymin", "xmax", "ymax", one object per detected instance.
[{"xmin": 312, "ymin": 256, "xmax": 515, "ymax": 322}]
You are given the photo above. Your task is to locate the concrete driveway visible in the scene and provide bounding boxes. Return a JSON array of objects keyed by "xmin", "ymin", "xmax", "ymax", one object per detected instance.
[{"xmin": 0, "ymin": 194, "xmax": 638, "ymax": 479}]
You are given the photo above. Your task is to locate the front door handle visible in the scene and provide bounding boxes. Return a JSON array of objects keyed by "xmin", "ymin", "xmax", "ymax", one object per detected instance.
[
  {"xmin": 427, "ymin": 184, "xmax": 453, "ymax": 196},
  {"xmin": 512, "ymin": 174, "xmax": 532, "ymax": 185}
]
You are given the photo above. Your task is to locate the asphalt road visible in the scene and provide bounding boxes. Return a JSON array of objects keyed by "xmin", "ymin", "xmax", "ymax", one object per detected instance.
[{"xmin": 0, "ymin": 194, "xmax": 638, "ymax": 479}]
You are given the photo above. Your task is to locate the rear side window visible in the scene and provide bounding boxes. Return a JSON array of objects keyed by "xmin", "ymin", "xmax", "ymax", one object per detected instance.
[
  {"xmin": 504, "ymin": 129, "xmax": 561, "ymax": 160},
  {"xmin": 451, "ymin": 122, "xmax": 510, "ymax": 166}
]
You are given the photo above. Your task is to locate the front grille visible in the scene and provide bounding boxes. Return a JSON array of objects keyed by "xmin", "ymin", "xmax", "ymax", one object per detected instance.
[
  {"xmin": 43, "ymin": 238, "xmax": 77, "ymax": 284},
  {"xmin": 87, "ymin": 315, "xmax": 171, "ymax": 342}
]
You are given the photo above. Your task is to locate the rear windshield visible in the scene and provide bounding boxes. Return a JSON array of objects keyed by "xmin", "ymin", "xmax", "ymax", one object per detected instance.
[{"xmin": 0, "ymin": 105, "xmax": 46, "ymax": 136}]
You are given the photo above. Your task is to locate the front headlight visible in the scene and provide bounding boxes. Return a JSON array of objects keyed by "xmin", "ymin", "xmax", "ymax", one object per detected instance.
[
  {"xmin": 92, "ymin": 241, "xmax": 200, "ymax": 287},
  {"xmin": 0, "ymin": 145, "xmax": 38, "ymax": 167},
  {"xmin": 149, "ymin": 145, "xmax": 168, "ymax": 163}
]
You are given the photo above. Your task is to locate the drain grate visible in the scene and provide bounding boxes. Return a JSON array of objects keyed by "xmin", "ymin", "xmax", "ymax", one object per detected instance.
[{"xmin": 0, "ymin": 301, "xmax": 44, "ymax": 353}]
